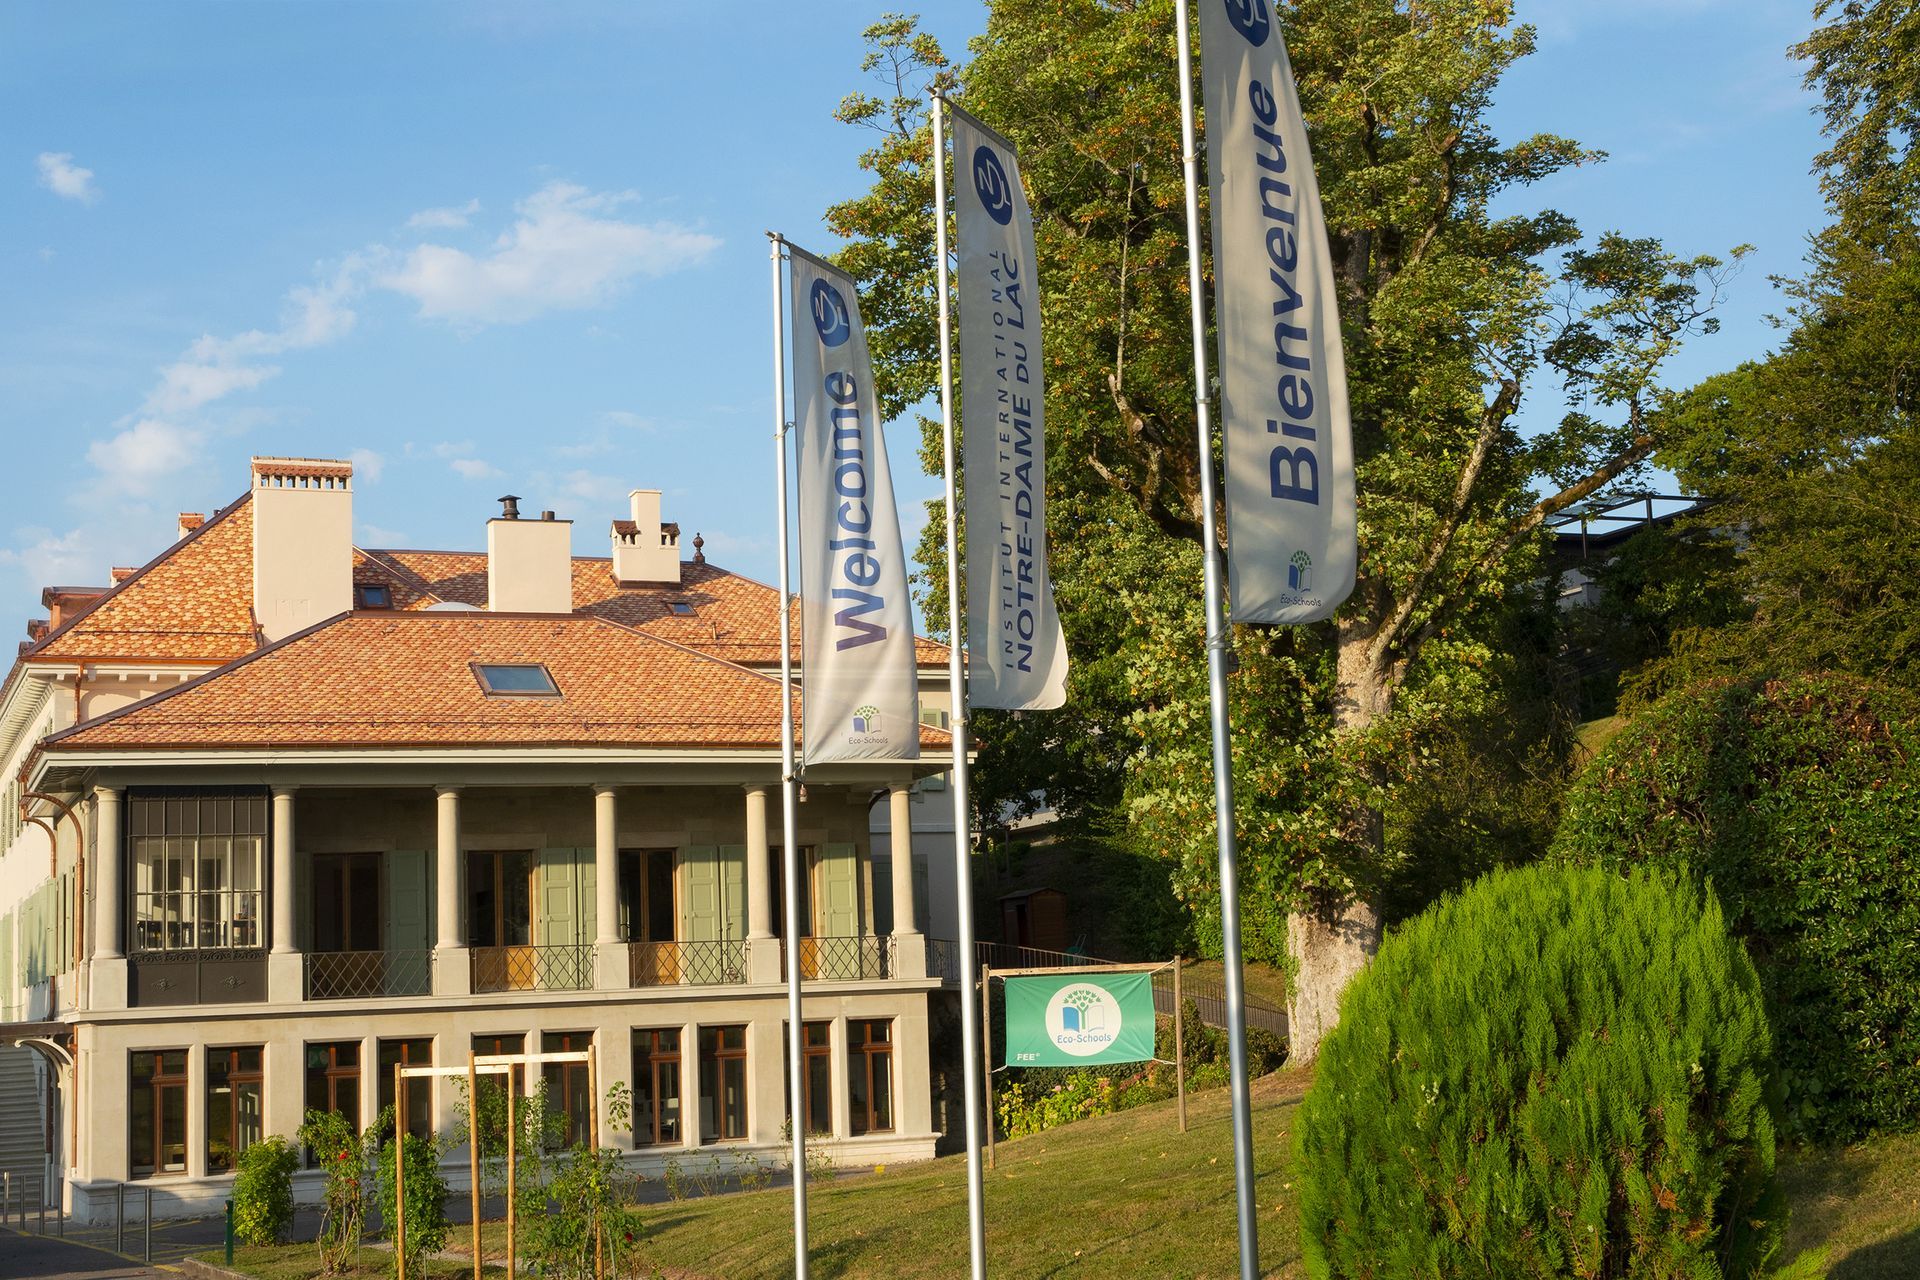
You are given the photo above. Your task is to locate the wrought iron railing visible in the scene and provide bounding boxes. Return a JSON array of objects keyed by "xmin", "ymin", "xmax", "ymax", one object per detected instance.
[
  {"xmin": 470, "ymin": 944, "xmax": 593, "ymax": 993},
  {"xmin": 628, "ymin": 940, "xmax": 748, "ymax": 987},
  {"xmin": 780, "ymin": 935, "xmax": 894, "ymax": 981},
  {"xmin": 305, "ymin": 950, "xmax": 433, "ymax": 1000},
  {"xmin": 927, "ymin": 938, "xmax": 961, "ymax": 984}
]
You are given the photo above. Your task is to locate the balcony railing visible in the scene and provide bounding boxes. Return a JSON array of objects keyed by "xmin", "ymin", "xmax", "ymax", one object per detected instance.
[
  {"xmin": 780, "ymin": 935, "xmax": 894, "ymax": 982},
  {"xmin": 927, "ymin": 938, "xmax": 961, "ymax": 984},
  {"xmin": 628, "ymin": 940, "xmax": 748, "ymax": 987},
  {"xmin": 305, "ymin": 949, "xmax": 433, "ymax": 1000},
  {"xmin": 470, "ymin": 944, "xmax": 593, "ymax": 993}
]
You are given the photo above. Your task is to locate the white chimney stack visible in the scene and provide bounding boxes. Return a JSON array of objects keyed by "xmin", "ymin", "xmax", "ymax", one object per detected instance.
[
  {"xmin": 611, "ymin": 488, "xmax": 681, "ymax": 586},
  {"xmin": 487, "ymin": 497, "xmax": 574, "ymax": 613},
  {"xmin": 251, "ymin": 457, "xmax": 353, "ymax": 643}
]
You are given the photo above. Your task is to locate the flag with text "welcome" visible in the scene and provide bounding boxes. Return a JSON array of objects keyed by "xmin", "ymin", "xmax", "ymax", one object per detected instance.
[
  {"xmin": 953, "ymin": 104, "xmax": 1069, "ymax": 710},
  {"xmin": 1199, "ymin": 0, "xmax": 1356, "ymax": 624},
  {"xmin": 788, "ymin": 245, "xmax": 921, "ymax": 763}
]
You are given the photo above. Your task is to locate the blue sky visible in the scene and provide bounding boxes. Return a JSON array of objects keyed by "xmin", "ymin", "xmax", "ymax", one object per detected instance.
[{"xmin": 1, "ymin": 0, "xmax": 1827, "ymax": 631}]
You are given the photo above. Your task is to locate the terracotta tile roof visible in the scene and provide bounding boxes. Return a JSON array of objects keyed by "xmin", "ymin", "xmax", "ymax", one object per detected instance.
[
  {"xmin": 20, "ymin": 492, "xmax": 950, "ymax": 671},
  {"xmin": 28, "ymin": 499, "xmax": 260, "ymax": 662},
  {"xmin": 45, "ymin": 613, "xmax": 952, "ymax": 753}
]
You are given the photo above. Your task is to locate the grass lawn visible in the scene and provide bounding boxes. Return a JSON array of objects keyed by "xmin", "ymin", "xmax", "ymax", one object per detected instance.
[
  {"xmin": 212, "ymin": 1244, "xmax": 495, "ymax": 1280},
  {"xmin": 205, "ymin": 1071, "xmax": 1920, "ymax": 1280}
]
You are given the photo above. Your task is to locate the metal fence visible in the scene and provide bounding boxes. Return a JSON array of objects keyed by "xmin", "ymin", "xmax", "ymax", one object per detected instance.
[
  {"xmin": 780, "ymin": 935, "xmax": 894, "ymax": 981},
  {"xmin": 304, "ymin": 949, "xmax": 432, "ymax": 999},
  {"xmin": 926, "ymin": 937, "xmax": 961, "ymax": 983},
  {"xmin": 470, "ymin": 944, "xmax": 593, "ymax": 993},
  {"xmin": 628, "ymin": 939, "xmax": 748, "ymax": 987}
]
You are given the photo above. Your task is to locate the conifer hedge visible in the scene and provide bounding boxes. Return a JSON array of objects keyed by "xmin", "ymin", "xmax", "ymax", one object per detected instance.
[
  {"xmin": 1295, "ymin": 864, "xmax": 1783, "ymax": 1279},
  {"xmin": 1551, "ymin": 673, "xmax": 1920, "ymax": 1140}
]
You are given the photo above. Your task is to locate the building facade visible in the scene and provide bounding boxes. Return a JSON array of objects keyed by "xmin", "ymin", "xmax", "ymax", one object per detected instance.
[{"xmin": 0, "ymin": 455, "xmax": 959, "ymax": 1220}]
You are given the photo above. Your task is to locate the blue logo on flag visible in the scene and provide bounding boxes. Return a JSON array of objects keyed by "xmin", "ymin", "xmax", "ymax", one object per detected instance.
[
  {"xmin": 1222, "ymin": 0, "xmax": 1271, "ymax": 46},
  {"xmin": 810, "ymin": 278, "xmax": 852, "ymax": 348},
  {"xmin": 972, "ymin": 146, "xmax": 1015, "ymax": 226},
  {"xmin": 1287, "ymin": 550, "xmax": 1312, "ymax": 591}
]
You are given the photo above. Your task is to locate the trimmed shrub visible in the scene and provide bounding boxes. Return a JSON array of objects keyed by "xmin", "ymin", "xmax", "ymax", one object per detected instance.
[
  {"xmin": 1296, "ymin": 864, "xmax": 1783, "ymax": 1279},
  {"xmin": 231, "ymin": 1136, "xmax": 298, "ymax": 1245},
  {"xmin": 1551, "ymin": 673, "xmax": 1920, "ymax": 1140}
]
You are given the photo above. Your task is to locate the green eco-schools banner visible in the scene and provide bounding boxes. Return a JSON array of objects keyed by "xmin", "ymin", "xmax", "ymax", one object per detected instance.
[{"xmin": 1003, "ymin": 972, "xmax": 1157, "ymax": 1067}]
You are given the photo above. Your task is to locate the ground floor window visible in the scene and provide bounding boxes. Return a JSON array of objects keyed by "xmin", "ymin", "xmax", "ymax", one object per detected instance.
[
  {"xmin": 305, "ymin": 1041, "xmax": 361, "ymax": 1155},
  {"xmin": 130, "ymin": 1050, "xmax": 189, "ymax": 1177},
  {"xmin": 849, "ymin": 1020, "xmax": 894, "ymax": 1135},
  {"xmin": 378, "ymin": 1038, "xmax": 434, "ymax": 1141},
  {"xmin": 698, "ymin": 1025, "xmax": 748, "ymax": 1142},
  {"xmin": 207, "ymin": 1046, "xmax": 264, "ymax": 1173},
  {"xmin": 783, "ymin": 1022, "xmax": 832, "ymax": 1136},
  {"xmin": 541, "ymin": 1030, "xmax": 593, "ymax": 1148},
  {"xmin": 632, "ymin": 1028, "xmax": 681, "ymax": 1146}
]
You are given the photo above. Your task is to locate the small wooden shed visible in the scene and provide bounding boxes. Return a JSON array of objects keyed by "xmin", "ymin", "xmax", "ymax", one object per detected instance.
[{"xmin": 999, "ymin": 886, "xmax": 1070, "ymax": 952}]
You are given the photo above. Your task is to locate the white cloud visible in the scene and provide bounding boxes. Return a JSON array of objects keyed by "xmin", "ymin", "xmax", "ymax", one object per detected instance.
[
  {"xmin": 380, "ymin": 182, "xmax": 720, "ymax": 324},
  {"xmin": 36, "ymin": 152, "xmax": 98, "ymax": 204},
  {"xmin": 0, "ymin": 526, "xmax": 100, "ymax": 586},
  {"xmin": 695, "ymin": 529, "xmax": 770, "ymax": 561},
  {"xmin": 450, "ymin": 457, "xmax": 502, "ymax": 480},
  {"xmin": 349, "ymin": 448, "xmax": 386, "ymax": 483},
  {"xmin": 358, "ymin": 523, "xmax": 408, "ymax": 546},
  {"xmin": 407, "ymin": 198, "xmax": 481, "ymax": 230},
  {"xmin": 85, "ymin": 420, "xmax": 204, "ymax": 495}
]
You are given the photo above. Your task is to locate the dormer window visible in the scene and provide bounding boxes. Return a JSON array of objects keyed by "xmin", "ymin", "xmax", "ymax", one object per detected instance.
[
  {"xmin": 473, "ymin": 663, "xmax": 561, "ymax": 697},
  {"xmin": 354, "ymin": 583, "xmax": 393, "ymax": 609},
  {"xmin": 667, "ymin": 601, "xmax": 696, "ymax": 616}
]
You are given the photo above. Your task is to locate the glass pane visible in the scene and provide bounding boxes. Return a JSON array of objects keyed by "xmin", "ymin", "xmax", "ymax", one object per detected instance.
[
  {"xmin": 208, "ymin": 1081, "xmax": 234, "ymax": 1172},
  {"xmin": 722, "ymin": 1026, "xmax": 745, "ymax": 1051},
  {"xmin": 160, "ymin": 1084, "xmax": 187, "ymax": 1172},
  {"xmin": 467, "ymin": 852, "xmax": 497, "ymax": 947},
  {"xmin": 237, "ymin": 1080, "xmax": 263, "ymax": 1155},
  {"xmin": 723, "ymin": 1058, "xmax": 747, "ymax": 1140},
  {"xmin": 805, "ymin": 1023, "xmax": 830, "ymax": 1048},
  {"xmin": 502, "ymin": 853, "xmax": 532, "ymax": 946},
  {"xmin": 872, "ymin": 1049, "xmax": 893, "ymax": 1132},
  {"xmin": 659, "ymin": 1060, "xmax": 680, "ymax": 1142},
  {"xmin": 806, "ymin": 1053, "xmax": 832, "ymax": 1136},
  {"xmin": 849, "ymin": 1051, "xmax": 870, "ymax": 1135},
  {"xmin": 646, "ymin": 852, "xmax": 675, "ymax": 942},
  {"xmin": 475, "ymin": 664, "xmax": 559, "ymax": 694}
]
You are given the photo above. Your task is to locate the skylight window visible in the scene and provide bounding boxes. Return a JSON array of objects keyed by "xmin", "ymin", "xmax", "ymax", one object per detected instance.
[
  {"xmin": 354, "ymin": 583, "xmax": 393, "ymax": 609},
  {"xmin": 473, "ymin": 663, "xmax": 561, "ymax": 697},
  {"xmin": 667, "ymin": 601, "xmax": 697, "ymax": 616}
]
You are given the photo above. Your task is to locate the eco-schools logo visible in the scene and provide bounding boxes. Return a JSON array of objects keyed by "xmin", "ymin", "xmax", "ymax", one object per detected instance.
[
  {"xmin": 810, "ymin": 278, "xmax": 852, "ymax": 348},
  {"xmin": 850, "ymin": 705, "xmax": 882, "ymax": 735},
  {"xmin": 972, "ymin": 145, "xmax": 1015, "ymax": 226},
  {"xmin": 1222, "ymin": 0, "xmax": 1271, "ymax": 46},
  {"xmin": 1287, "ymin": 550, "xmax": 1312, "ymax": 591},
  {"xmin": 1044, "ymin": 985, "xmax": 1122, "ymax": 1057}
]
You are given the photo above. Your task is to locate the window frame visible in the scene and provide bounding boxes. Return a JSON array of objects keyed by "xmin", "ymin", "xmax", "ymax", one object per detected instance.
[
  {"xmin": 130, "ymin": 1048, "xmax": 190, "ymax": 1178},
  {"xmin": 206, "ymin": 1045, "xmax": 264, "ymax": 1174},
  {"xmin": 470, "ymin": 662, "xmax": 562, "ymax": 698},
  {"xmin": 632, "ymin": 1028, "xmax": 683, "ymax": 1147},
  {"xmin": 304, "ymin": 1041, "xmax": 363, "ymax": 1157},
  {"xmin": 353, "ymin": 582, "xmax": 393, "ymax": 609},
  {"xmin": 127, "ymin": 792, "xmax": 268, "ymax": 956},
  {"xmin": 541, "ymin": 1030, "xmax": 595, "ymax": 1149},
  {"xmin": 698, "ymin": 1025, "xmax": 749, "ymax": 1143},
  {"xmin": 377, "ymin": 1038, "xmax": 434, "ymax": 1142},
  {"xmin": 849, "ymin": 1019, "xmax": 894, "ymax": 1136}
]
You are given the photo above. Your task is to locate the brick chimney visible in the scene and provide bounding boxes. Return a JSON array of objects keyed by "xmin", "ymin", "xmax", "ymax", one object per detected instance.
[
  {"xmin": 177, "ymin": 512, "xmax": 205, "ymax": 541},
  {"xmin": 251, "ymin": 457, "xmax": 354, "ymax": 643},
  {"xmin": 41, "ymin": 586, "xmax": 107, "ymax": 631},
  {"xmin": 611, "ymin": 489, "xmax": 681, "ymax": 586},
  {"xmin": 487, "ymin": 496, "xmax": 574, "ymax": 613}
]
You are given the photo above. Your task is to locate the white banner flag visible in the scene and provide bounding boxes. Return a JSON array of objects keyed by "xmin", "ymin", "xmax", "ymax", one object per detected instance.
[
  {"xmin": 1199, "ymin": 0, "xmax": 1356, "ymax": 623},
  {"xmin": 953, "ymin": 105, "xmax": 1069, "ymax": 711},
  {"xmin": 788, "ymin": 245, "xmax": 921, "ymax": 764}
]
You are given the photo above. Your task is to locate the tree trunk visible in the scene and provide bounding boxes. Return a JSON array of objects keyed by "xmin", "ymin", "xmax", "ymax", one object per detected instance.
[{"xmin": 1285, "ymin": 627, "xmax": 1392, "ymax": 1062}]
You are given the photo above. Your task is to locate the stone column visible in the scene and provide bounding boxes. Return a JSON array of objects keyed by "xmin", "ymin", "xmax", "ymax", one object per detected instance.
[
  {"xmin": 91, "ymin": 786, "xmax": 128, "ymax": 1011},
  {"xmin": 592, "ymin": 786, "xmax": 626, "ymax": 990},
  {"xmin": 433, "ymin": 787, "xmax": 470, "ymax": 996},
  {"xmin": 888, "ymin": 782, "xmax": 925, "ymax": 979},
  {"xmin": 267, "ymin": 786, "xmax": 302, "ymax": 1002},
  {"xmin": 744, "ymin": 784, "xmax": 782, "ymax": 983}
]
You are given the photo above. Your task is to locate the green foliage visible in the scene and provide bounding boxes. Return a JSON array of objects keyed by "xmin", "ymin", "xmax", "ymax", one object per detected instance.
[
  {"xmin": 1296, "ymin": 864, "xmax": 1783, "ymax": 1279},
  {"xmin": 456, "ymin": 1073, "xmax": 562, "ymax": 1212},
  {"xmin": 997, "ymin": 1072, "xmax": 1123, "ymax": 1138},
  {"xmin": 375, "ymin": 1127, "xmax": 451, "ymax": 1274},
  {"xmin": 297, "ymin": 1109, "xmax": 374, "ymax": 1274},
  {"xmin": 230, "ymin": 1136, "xmax": 297, "ymax": 1247},
  {"xmin": 1551, "ymin": 674, "xmax": 1920, "ymax": 1140},
  {"xmin": 527, "ymin": 1142, "xmax": 645, "ymax": 1280}
]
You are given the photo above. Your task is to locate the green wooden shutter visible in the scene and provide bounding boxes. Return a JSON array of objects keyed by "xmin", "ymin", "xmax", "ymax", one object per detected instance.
[
  {"xmin": 576, "ymin": 847, "xmax": 597, "ymax": 945},
  {"xmin": 385, "ymin": 851, "xmax": 430, "ymax": 952},
  {"xmin": 539, "ymin": 848, "xmax": 581, "ymax": 947},
  {"xmin": 680, "ymin": 846, "xmax": 719, "ymax": 943},
  {"xmin": 1, "ymin": 914, "xmax": 12, "ymax": 1019},
  {"xmin": 719, "ymin": 845, "xmax": 746, "ymax": 943},
  {"xmin": 818, "ymin": 843, "xmax": 860, "ymax": 939}
]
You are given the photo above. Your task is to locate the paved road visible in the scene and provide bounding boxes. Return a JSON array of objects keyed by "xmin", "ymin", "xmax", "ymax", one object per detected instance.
[{"xmin": 0, "ymin": 1228, "xmax": 172, "ymax": 1280}]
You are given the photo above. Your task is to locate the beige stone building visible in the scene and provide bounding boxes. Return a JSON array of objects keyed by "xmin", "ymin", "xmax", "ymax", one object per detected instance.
[{"xmin": 0, "ymin": 455, "xmax": 959, "ymax": 1221}]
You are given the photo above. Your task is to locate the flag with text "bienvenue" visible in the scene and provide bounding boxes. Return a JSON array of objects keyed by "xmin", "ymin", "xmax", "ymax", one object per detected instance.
[
  {"xmin": 788, "ymin": 245, "xmax": 921, "ymax": 763},
  {"xmin": 1200, "ymin": 0, "xmax": 1356, "ymax": 624},
  {"xmin": 954, "ymin": 104, "xmax": 1069, "ymax": 710}
]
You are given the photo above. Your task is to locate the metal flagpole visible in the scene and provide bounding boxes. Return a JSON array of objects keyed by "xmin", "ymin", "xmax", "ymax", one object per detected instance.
[
  {"xmin": 768, "ymin": 231, "xmax": 811, "ymax": 1280},
  {"xmin": 1173, "ymin": 2, "xmax": 1260, "ymax": 1275},
  {"xmin": 929, "ymin": 89, "xmax": 989, "ymax": 1280}
]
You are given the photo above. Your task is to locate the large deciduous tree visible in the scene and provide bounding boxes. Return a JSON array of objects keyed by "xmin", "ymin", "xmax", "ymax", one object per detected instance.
[{"xmin": 828, "ymin": 1, "xmax": 1737, "ymax": 1057}]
